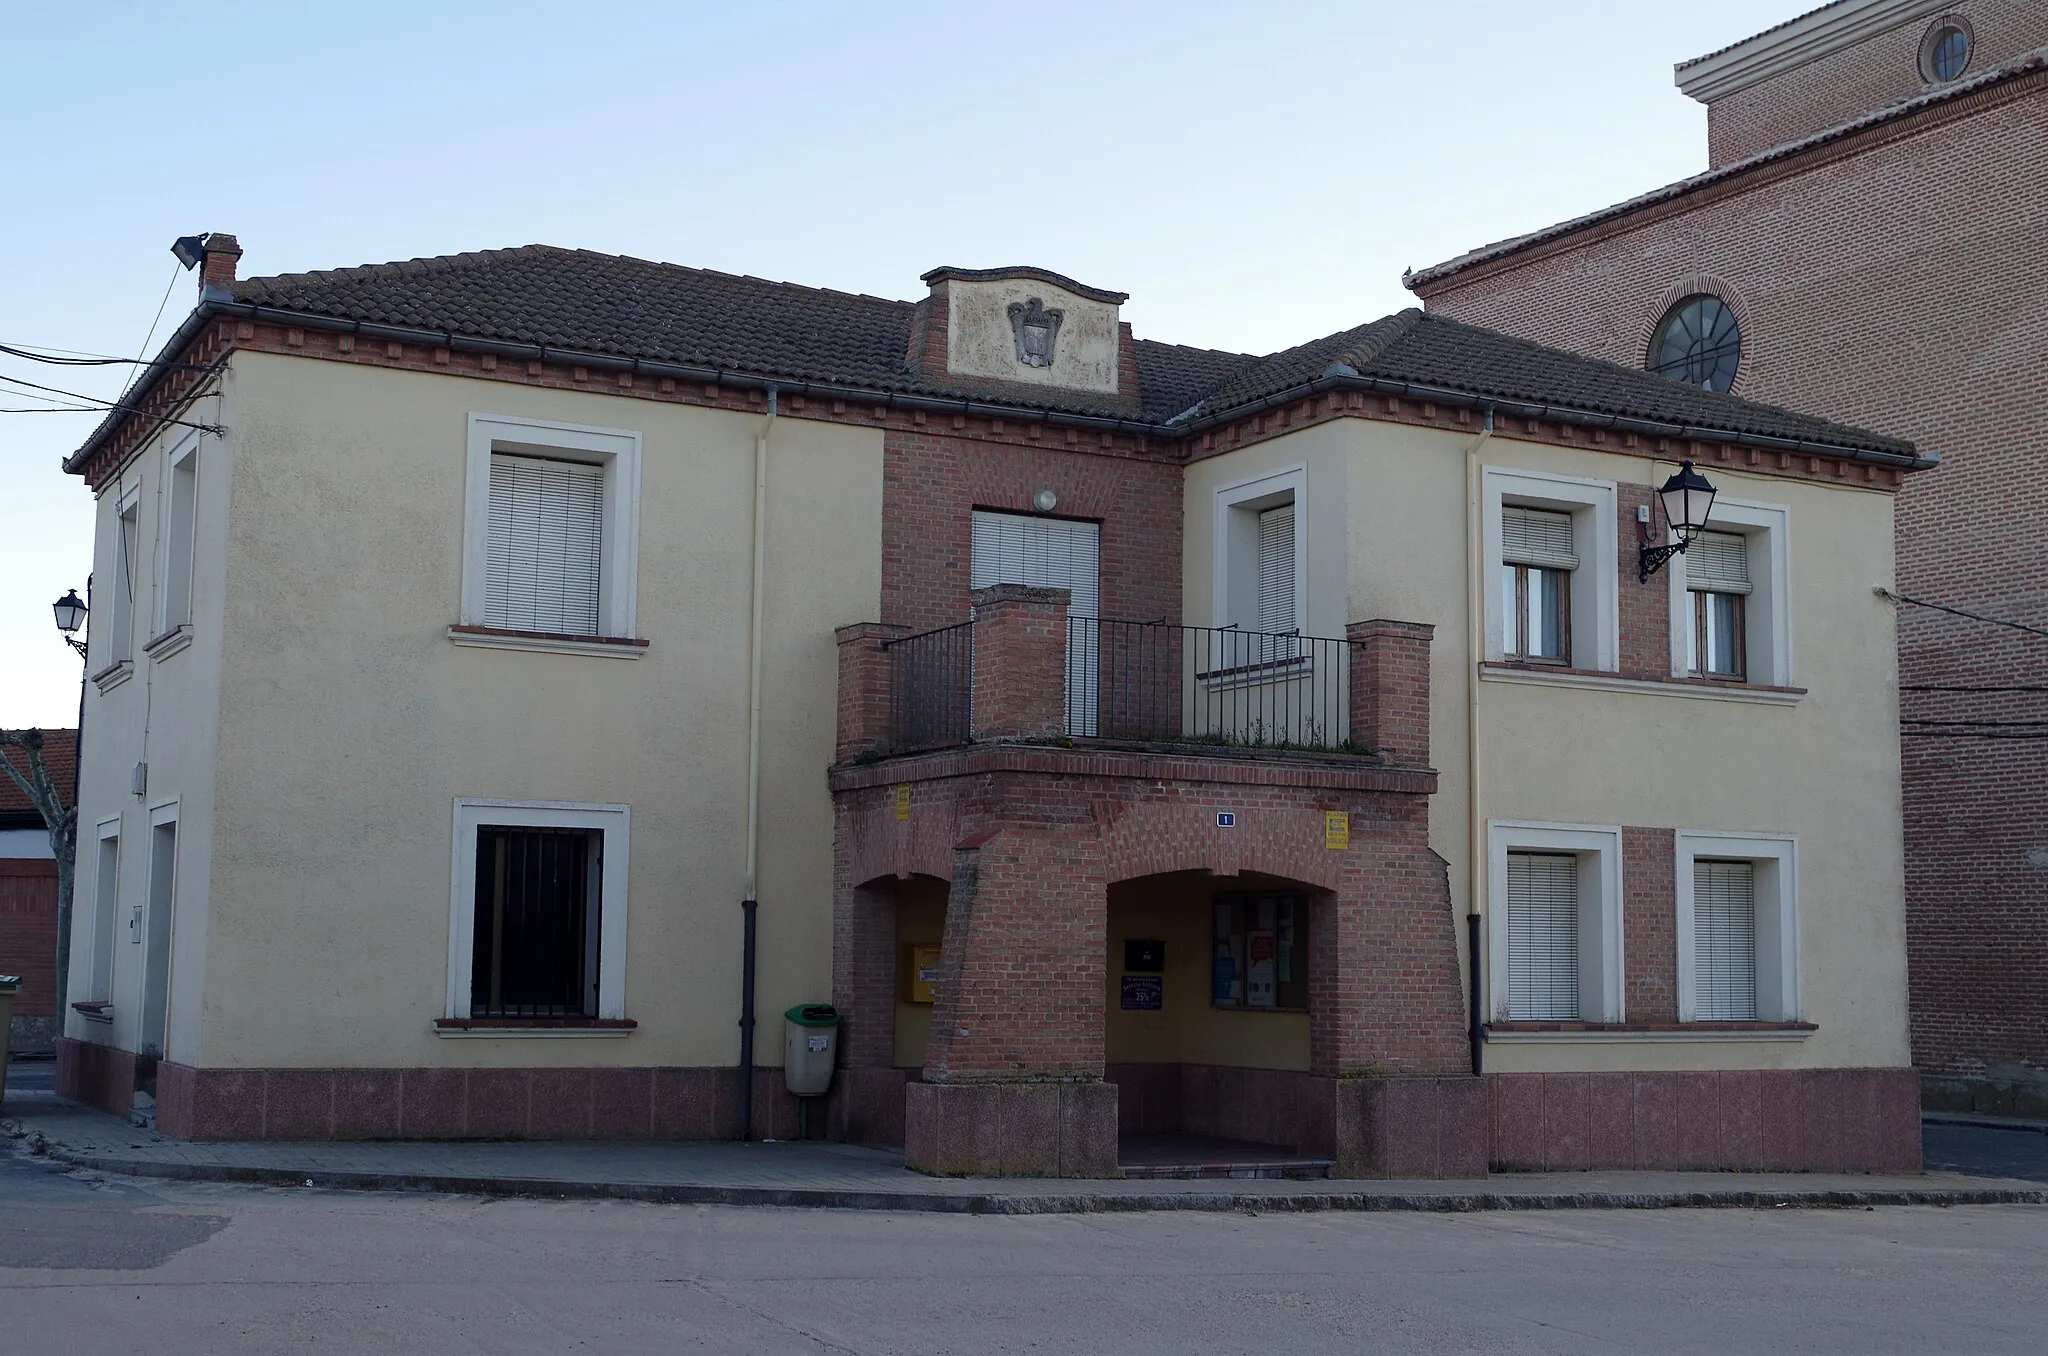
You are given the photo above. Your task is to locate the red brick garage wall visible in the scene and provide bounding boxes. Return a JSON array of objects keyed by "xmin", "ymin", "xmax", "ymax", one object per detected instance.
[{"xmin": 1, "ymin": 859, "xmax": 59, "ymax": 1023}]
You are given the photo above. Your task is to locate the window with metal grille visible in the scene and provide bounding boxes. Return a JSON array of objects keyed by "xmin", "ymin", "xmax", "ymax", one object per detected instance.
[
  {"xmin": 1649, "ymin": 295, "xmax": 1740, "ymax": 393},
  {"xmin": 1506, "ymin": 851, "xmax": 1580, "ymax": 1020},
  {"xmin": 1501, "ymin": 507, "xmax": 1575, "ymax": 664},
  {"xmin": 485, "ymin": 453, "xmax": 605, "ymax": 635},
  {"xmin": 1694, "ymin": 860, "xmax": 1759, "ymax": 1021},
  {"xmin": 471, "ymin": 826, "xmax": 602, "ymax": 1019},
  {"xmin": 1687, "ymin": 530, "xmax": 1750, "ymax": 679}
]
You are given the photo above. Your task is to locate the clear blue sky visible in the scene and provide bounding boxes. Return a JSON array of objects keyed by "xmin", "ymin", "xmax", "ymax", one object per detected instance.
[{"xmin": 1, "ymin": 0, "xmax": 1798, "ymax": 725}]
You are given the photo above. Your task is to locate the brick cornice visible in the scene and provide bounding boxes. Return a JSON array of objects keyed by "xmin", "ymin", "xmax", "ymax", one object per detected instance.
[{"xmin": 827, "ymin": 739, "xmax": 1437, "ymax": 796}]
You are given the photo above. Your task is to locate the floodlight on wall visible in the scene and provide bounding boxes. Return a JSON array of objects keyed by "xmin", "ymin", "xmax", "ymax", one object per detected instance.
[
  {"xmin": 171, "ymin": 235, "xmax": 208, "ymax": 269},
  {"xmin": 1638, "ymin": 461, "xmax": 1719, "ymax": 581}
]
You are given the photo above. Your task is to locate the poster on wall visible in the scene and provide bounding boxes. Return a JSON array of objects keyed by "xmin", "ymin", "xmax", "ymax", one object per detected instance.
[
  {"xmin": 1121, "ymin": 974, "xmax": 1163, "ymax": 1010},
  {"xmin": 1245, "ymin": 929, "xmax": 1277, "ymax": 1007}
]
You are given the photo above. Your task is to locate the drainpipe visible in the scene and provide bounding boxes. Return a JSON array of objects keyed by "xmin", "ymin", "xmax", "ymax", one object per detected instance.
[
  {"xmin": 738, "ymin": 387, "xmax": 777, "ymax": 1141},
  {"xmin": 1463, "ymin": 405, "xmax": 1494, "ymax": 1077}
]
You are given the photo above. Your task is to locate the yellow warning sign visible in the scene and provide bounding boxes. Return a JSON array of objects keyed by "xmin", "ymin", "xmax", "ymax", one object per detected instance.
[
  {"xmin": 895, "ymin": 785, "xmax": 912, "ymax": 821},
  {"xmin": 1324, "ymin": 810, "xmax": 1350, "ymax": 850}
]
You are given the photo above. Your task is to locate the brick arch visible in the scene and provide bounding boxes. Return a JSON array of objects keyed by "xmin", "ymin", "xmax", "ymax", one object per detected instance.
[
  {"xmin": 1098, "ymin": 799, "xmax": 1349, "ymax": 892},
  {"xmin": 840, "ymin": 789, "xmax": 960, "ymax": 886},
  {"xmin": 1639, "ymin": 274, "xmax": 1754, "ymax": 396}
]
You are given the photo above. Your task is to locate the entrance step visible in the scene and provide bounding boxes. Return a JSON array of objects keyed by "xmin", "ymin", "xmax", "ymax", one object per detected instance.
[{"xmin": 1117, "ymin": 1132, "xmax": 1333, "ymax": 1180}]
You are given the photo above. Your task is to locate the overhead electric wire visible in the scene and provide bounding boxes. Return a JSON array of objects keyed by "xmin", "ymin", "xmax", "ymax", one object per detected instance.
[
  {"xmin": 0, "ymin": 341, "xmax": 212, "ymax": 372},
  {"xmin": 0, "ymin": 369, "xmax": 225, "ymax": 435},
  {"xmin": 1879, "ymin": 588, "xmax": 2048, "ymax": 641},
  {"xmin": 118, "ymin": 261, "xmax": 185, "ymax": 400}
]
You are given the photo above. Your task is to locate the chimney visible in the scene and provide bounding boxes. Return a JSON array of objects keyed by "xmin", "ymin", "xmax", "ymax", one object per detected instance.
[{"xmin": 200, "ymin": 233, "xmax": 242, "ymax": 296}]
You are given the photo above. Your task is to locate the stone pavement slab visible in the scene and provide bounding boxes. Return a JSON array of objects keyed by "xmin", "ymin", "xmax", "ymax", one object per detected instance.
[{"xmin": 7, "ymin": 1090, "xmax": 2045, "ymax": 1215}]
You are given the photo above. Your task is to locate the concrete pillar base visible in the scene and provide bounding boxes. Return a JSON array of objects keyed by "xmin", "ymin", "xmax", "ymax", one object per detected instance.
[
  {"xmin": 904, "ymin": 1080, "xmax": 1119, "ymax": 1177},
  {"xmin": 1332, "ymin": 1075, "xmax": 1489, "ymax": 1179}
]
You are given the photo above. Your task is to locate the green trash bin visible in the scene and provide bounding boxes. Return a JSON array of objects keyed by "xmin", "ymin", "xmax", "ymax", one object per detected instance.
[
  {"xmin": 783, "ymin": 1003, "xmax": 839, "ymax": 1097},
  {"xmin": 0, "ymin": 976, "xmax": 20, "ymax": 1111}
]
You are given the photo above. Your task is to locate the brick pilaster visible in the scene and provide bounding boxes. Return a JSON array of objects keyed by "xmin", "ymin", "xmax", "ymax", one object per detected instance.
[
  {"xmin": 1348, "ymin": 619, "xmax": 1435, "ymax": 766},
  {"xmin": 969, "ymin": 584, "xmax": 1069, "ymax": 741},
  {"xmin": 835, "ymin": 621, "xmax": 908, "ymax": 762}
]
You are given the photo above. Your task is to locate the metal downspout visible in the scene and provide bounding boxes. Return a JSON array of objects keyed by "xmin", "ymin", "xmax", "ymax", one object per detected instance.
[
  {"xmin": 1464, "ymin": 405, "xmax": 1494, "ymax": 1076},
  {"xmin": 739, "ymin": 387, "xmax": 777, "ymax": 1140}
]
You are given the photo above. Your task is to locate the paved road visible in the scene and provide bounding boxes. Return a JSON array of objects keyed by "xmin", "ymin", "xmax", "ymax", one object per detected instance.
[{"xmin": 3, "ymin": 1147, "xmax": 2045, "ymax": 1355}]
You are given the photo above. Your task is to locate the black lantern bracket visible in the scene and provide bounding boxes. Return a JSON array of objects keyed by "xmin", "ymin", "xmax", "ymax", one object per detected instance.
[{"xmin": 1638, "ymin": 461, "xmax": 1720, "ymax": 583}]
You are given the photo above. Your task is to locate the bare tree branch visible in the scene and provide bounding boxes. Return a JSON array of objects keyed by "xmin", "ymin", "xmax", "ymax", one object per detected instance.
[{"xmin": 1, "ymin": 728, "xmax": 77, "ymax": 1028}]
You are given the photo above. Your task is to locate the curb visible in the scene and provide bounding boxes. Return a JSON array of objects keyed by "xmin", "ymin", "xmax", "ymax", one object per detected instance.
[
  {"xmin": 1922, "ymin": 1113, "xmax": 2048, "ymax": 1136},
  {"xmin": 32, "ymin": 1143, "xmax": 2048, "ymax": 1215}
]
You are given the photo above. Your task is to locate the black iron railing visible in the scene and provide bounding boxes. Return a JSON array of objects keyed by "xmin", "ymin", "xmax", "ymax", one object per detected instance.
[
  {"xmin": 876, "ymin": 615, "xmax": 1352, "ymax": 753},
  {"xmin": 1069, "ymin": 618, "xmax": 1351, "ymax": 749},
  {"xmin": 883, "ymin": 620, "xmax": 973, "ymax": 751}
]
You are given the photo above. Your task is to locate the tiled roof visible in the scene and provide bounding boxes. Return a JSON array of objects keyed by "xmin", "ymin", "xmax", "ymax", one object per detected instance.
[
  {"xmin": 217, "ymin": 245, "xmax": 1913, "ymax": 456},
  {"xmin": 1185, "ymin": 310, "xmax": 1912, "ymax": 454},
  {"xmin": 0, "ymin": 731, "xmax": 76, "ymax": 818},
  {"xmin": 1411, "ymin": 47, "xmax": 2046, "ymax": 288},
  {"xmin": 1676, "ymin": 1, "xmax": 1847, "ymax": 72}
]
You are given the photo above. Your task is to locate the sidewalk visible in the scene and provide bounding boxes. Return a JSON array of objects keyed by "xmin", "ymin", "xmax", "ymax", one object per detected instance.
[{"xmin": 7, "ymin": 1089, "xmax": 2046, "ymax": 1215}]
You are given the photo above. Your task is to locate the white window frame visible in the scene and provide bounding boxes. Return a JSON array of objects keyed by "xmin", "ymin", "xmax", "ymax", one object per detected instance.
[
  {"xmin": 1674, "ymin": 831, "xmax": 1799, "ymax": 1023},
  {"xmin": 460, "ymin": 413, "xmax": 642, "ymax": 640},
  {"xmin": 155, "ymin": 432, "xmax": 201, "ymax": 638},
  {"xmin": 447, "ymin": 798, "xmax": 631, "ymax": 1021},
  {"xmin": 1667, "ymin": 496, "xmax": 1792, "ymax": 686},
  {"xmin": 102, "ymin": 482, "xmax": 143, "ymax": 672},
  {"xmin": 1487, "ymin": 820, "xmax": 1624, "ymax": 1023},
  {"xmin": 1483, "ymin": 467, "xmax": 1618, "ymax": 671},
  {"xmin": 85, "ymin": 815, "xmax": 123, "ymax": 1004},
  {"xmin": 1211, "ymin": 464, "xmax": 1307, "ymax": 634}
]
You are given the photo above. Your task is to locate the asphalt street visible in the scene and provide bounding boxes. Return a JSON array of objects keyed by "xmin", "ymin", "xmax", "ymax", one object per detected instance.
[{"xmin": 3, "ymin": 1142, "xmax": 2046, "ymax": 1355}]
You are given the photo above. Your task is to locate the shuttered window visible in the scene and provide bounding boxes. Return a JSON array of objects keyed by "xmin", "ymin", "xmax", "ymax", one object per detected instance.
[
  {"xmin": 1506, "ymin": 852, "xmax": 1580, "ymax": 1020},
  {"xmin": 1256, "ymin": 503, "xmax": 1296, "ymax": 633},
  {"xmin": 1694, "ymin": 860, "xmax": 1759, "ymax": 1021},
  {"xmin": 970, "ymin": 511, "xmax": 1099, "ymax": 617},
  {"xmin": 1502, "ymin": 507, "xmax": 1577, "ymax": 570},
  {"xmin": 485, "ymin": 454, "xmax": 605, "ymax": 635},
  {"xmin": 1688, "ymin": 531, "xmax": 1751, "ymax": 594}
]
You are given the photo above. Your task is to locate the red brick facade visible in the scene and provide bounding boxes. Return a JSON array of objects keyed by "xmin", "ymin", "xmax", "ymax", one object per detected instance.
[
  {"xmin": 1414, "ymin": 16, "xmax": 2048, "ymax": 1098},
  {"xmin": 1698, "ymin": 1, "xmax": 2048, "ymax": 166},
  {"xmin": 1, "ymin": 859, "xmax": 58, "ymax": 1033}
]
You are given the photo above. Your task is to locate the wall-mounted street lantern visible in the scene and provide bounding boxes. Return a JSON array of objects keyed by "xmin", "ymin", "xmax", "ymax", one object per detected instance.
[
  {"xmin": 1638, "ymin": 461, "xmax": 1719, "ymax": 582},
  {"xmin": 52, "ymin": 589, "xmax": 88, "ymax": 656}
]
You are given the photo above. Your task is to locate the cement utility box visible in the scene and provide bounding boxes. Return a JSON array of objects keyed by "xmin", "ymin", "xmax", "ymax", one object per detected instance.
[{"xmin": 784, "ymin": 1004, "xmax": 839, "ymax": 1097}]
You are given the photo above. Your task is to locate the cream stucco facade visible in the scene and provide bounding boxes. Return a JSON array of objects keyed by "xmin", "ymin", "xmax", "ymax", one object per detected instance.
[
  {"xmin": 1184, "ymin": 419, "xmax": 1910, "ymax": 1075},
  {"xmin": 67, "ymin": 350, "xmax": 883, "ymax": 1073}
]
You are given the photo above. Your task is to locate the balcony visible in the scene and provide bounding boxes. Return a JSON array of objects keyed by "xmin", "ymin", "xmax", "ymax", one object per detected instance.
[{"xmin": 836, "ymin": 584, "xmax": 1435, "ymax": 770}]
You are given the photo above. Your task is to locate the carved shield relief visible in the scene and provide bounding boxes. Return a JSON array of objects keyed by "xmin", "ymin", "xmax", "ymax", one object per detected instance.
[{"xmin": 1007, "ymin": 297, "xmax": 1063, "ymax": 369}]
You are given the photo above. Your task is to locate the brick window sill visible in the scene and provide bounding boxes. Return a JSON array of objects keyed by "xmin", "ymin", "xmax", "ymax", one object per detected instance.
[
  {"xmin": 447, "ymin": 625, "xmax": 649, "ymax": 660},
  {"xmin": 1484, "ymin": 1021, "xmax": 1816, "ymax": 1044},
  {"xmin": 433, "ymin": 1017, "xmax": 639, "ymax": 1039},
  {"xmin": 1478, "ymin": 663, "xmax": 1806, "ymax": 706}
]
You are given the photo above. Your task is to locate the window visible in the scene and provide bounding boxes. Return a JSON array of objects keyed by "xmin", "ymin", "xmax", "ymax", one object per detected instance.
[
  {"xmin": 447, "ymin": 799, "xmax": 630, "ymax": 1021},
  {"xmin": 1210, "ymin": 893, "xmax": 1307, "ymax": 1011},
  {"xmin": 1692, "ymin": 860, "xmax": 1757, "ymax": 1020},
  {"xmin": 971, "ymin": 508, "xmax": 1101, "ymax": 733},
  {"xmin": 1487, "ymin": 822, "xmax": 1623, "ymax": 1024},
  {"xmin": 106, "ymin": 489, "xmax": 140, "ymax": 667},
  {"xmin": 1649, "ymin": 296, "xmax": 1740, "ymax": 393},
  {"xmin": 486, "ymin": 453, "xmax": 605, "ymax": 634},
  {"xmin": 1922, "ymin": 22, "xmax": 1970, "ymax": 81},
  {"xmin": 1212, "ymin": 465, "xmax": 1306, "ymax": 637},
  {"xmin": 1483, "ymin": 469, "xmax": 1617, "ymax": 672},
  {"xmin": 88, "ymin": 819, "xmax": 121, "ymax": 1002},
  {"xmin": 1675, "ymin": 833, "xmax": 1799, "ymax": 1024},
  {"xmin": 1501, "ymin": 507, "xmax": 1574, "ymax": 664},
  {"xmin": 460, "ymin": 414, "xmax": 641, "ymax": 644},
  {"xmin": 1505, "ymin": 853, "xmax": 1579, "ymax": 1020},
  {"xmin": 1666, "ymin": 497, "xmax": 1791, "ymax": 688},
  {"xmin": 159, "ymin": 437, "xmax": 199, "ymax": 634},
  {"xmin": 472, "ymin": 826, "xmax": 601, "ymax": 1018},
  {"xmin": 1686, "ymin": 530, "xmax": 1749, "ymax": 679}
]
